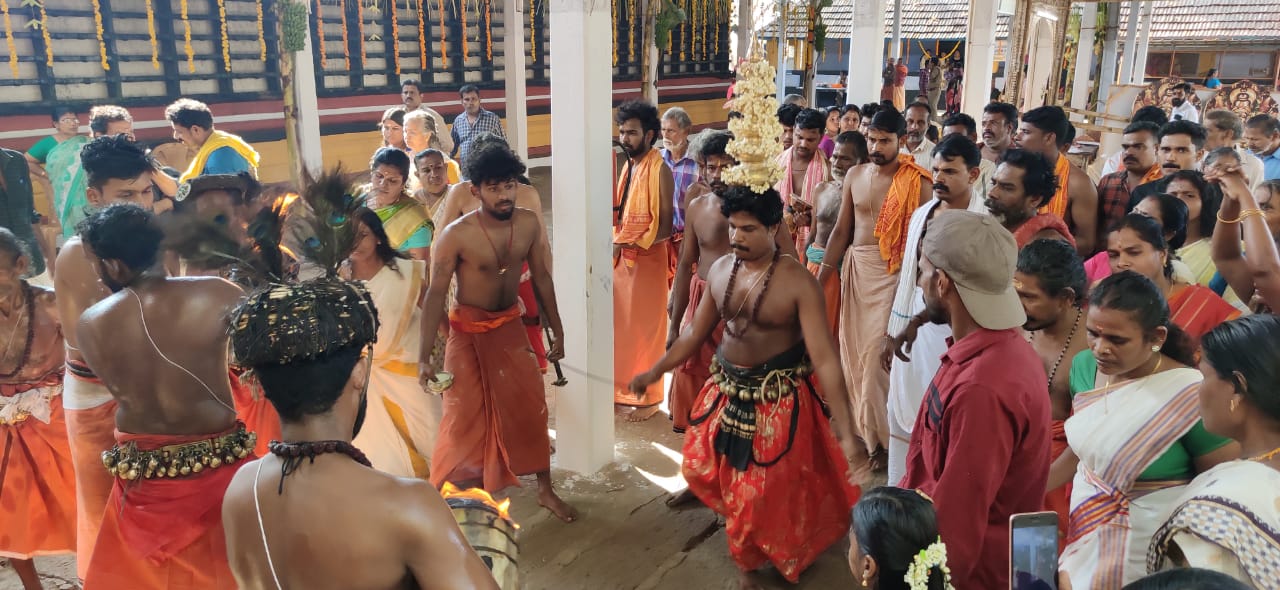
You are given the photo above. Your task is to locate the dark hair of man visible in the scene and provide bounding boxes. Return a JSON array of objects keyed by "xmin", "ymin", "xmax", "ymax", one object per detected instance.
[
  {"xmin": 78, "ymin": 203, "xmax": 163, "ymax": 272},
  {"xmin": 51, "ymin": 105, "xmax": 77, "ymax": 123},
  {"xmin": 164, "ymin": 98, "xmax": 214, "ymax": 130},
  {"xmin": 1091, "ymin": 270, "xmax": 1196, "ymax": 366},
  {"xmin": 836, "ymin": 131, "xmax": 869, "ymax": 163},
  {"xmin": 414, "ymin": 148, "xmax": 447, "ymax": 166},
  {"xmin": 1131, "ymin": 105, "xmax": 1170, "ymax": 126},
  {"xmin": 720, "ymin": 185, "xmax": 783, "ymax": 227},
  {"xmin": 180, "ymin": 173, "xmax": 261, "ymax": 212},
  {"xmin": 1178, "ymin": 82, "xmax": 1194, "ymax": 93},
  {"xmin": 1112, "ymin": 213, "xmax": 1176, "ymax": 280},
  {"xmin": 1122, "ymin": 120, "xmax": 1162, "ymax": 139},
  {"xmin": 401, "ymin": 78, "xmax": 423, "ymax": 92},
  {"xmin": 1203, "ymin": 146, "xmax": 1241, "ymax": 169},
  {"xmin": 81, "ymin": 134, "xmax": 152, "ymax": 190},
  {"xmin": 1061, "ymin": 123, "xmax": 1077, "ymax": 149},
  {"xmin": 852, "ymin": 487, "xmax": 948, "ymax": 590},
  {"xmin": 1017, "ymin": 238, "xmax": 1087, "ymax": 307},
  {"xmin": 698, "ymin": 130, "xmax": 733, "ymax": 161},
  {"xmin": 1021, "ymin": 106, "xmax": 1069, "ymax": 143},
  {"xmin": 370, "ymin": 146, "xmax": 412, "ymax": 181},
  {"xmin": 1137, "ymin": 193, "xmax": 1189, "ymax": 250},
  {"xmin": 982, "ymin": 102, "xmax": 1019, "ymax": 127},
  {"xmin": 794, "ymin": 108, "xmax": 827, "ymax": 131},
  {"xmin": 941, "ymin": 112, "xmax": 977, "ymax": 137},
  {"xmin": 88, "ymin": 105, "xmax": 131, "ymax": 135},
  {"xmin": 1245, "ymin": 114, "xmax": 1280, "ymax": 137},
  {"xmin": 616, "ymin": 99, "xmax": 662, "ymax": 146},
  {"xmin": 861, "ymin": 103, "xmax": 881, "ymax": 119},
  {"xmin": 905, "ymin": 101, "xmax": 933, "ymax": 118},
  {"xmin": 998, "ymin": 149, "xmax": 1058, "ymax": 208},
  {"xmin": 1202, "ymin": 314, "xmax": 1280, "ymax": 423},
  {"xmin": 868, "ymin": 107, "xmax": 907, "ymax": 137},
  {"xmin": 1159, "ymin": 120, "xmax": 1208, "ymax": 150},
  {"xmin": 727, "ymin": 111, "xmax": 744, "ymax": 120},
  {"xmin": 1164, "ymin": 169, "xmax": 1220, "ymax": 238},
  {"xmin": 0, "ymin": 227, "xmax": 29, "ymax": 265},
  {"xmin": 459, "ymin": 84, "xmax": 480, "ymax": 97},
  {"xmin": 1120, "ymin": 566, "xmax": 1253, "ymax": 590},
  {"xmin": 355, "ymin": 207, "xmax": 411, "ymax": 270},
  {"xmin": 465, "ymin": 140, "xmax": 527, "ymax": 187},
  {"xmin": 1204, "ymin": 110, "xmax": 1243, "ymax": 140},
  {"xmin": 932, "ymin": 133, "xmax": 981, "ymax": 169},
  {"xmin": 841, "ymin": 104, "xmax": 862, "ymax": 117},
  {"xmin": 776, "ymin": 103, "xmax": 803, "ymax": 128}
]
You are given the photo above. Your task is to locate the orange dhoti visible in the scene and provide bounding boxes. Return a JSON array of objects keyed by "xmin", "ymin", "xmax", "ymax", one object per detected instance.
[
  {"xmin": 805, "ymin": 244, "xmax": 840, "ymax": 338},
  {"xmin": 63, "ymin": 360, "xmax": 118, "ymax": 579},
  {"xmin": 229, "ymin": 368, "xmax": 280, "ymax": 457},
  {"xmin": 83, "ymin": 425, "xmax": 251, "ymax": 590},
  {"xmin": 613, "ymin": 242, "xmax": 670, "ymax": 406},
  {"xmin": 683, "ymin": 345, "xmax": 859, "ymax": 581},
  {"xmin": 517, "ymin": 262, "xmax": 549, "ymax": 372},
  {"xmin": 838, "ymin": 245, "xmax": 898, "ymax": 469},
  {"xmin": 1045, "ymin": 419, "xmax": 1072, "ymax": 547},
  {"xmin": 0, "ymin": 372, "xmax": 76, "ymax": 561},
  {"xmin": 430, "ymin": 304, "xmax": 550, "ymax": 492},
  {"xmin": 668, "ymin": 274, "xmax": 722, "ymax": 433}
]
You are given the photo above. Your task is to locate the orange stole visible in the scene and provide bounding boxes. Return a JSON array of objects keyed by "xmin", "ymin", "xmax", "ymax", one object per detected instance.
[
  {"xmin": 517, "ymin": 262, "xmax": 548, "ymax": 372},
  {"xmin": 669, "ymin": 274, "xmax": 723, "ymax": 433},
  {"xmin": 1140, "ymin": 164, "xmax": 1164, "ymax": 186},
  {"xmin": 1039, "ymin": 154, "xmax": 1072, "ymax": 220},
  {"xmin": 84, "ymin": 427, "xmax": 246, "ymax": 590},
  {"xmin": 613, "ymin": 241, "xmax": 670, "ymax": 406},
  {"xmin": 873, "ymin": 154, "xmax": 931, "ymax": 273},
  {"xmin": 613, "ymin": 148, "xmax": 664, "ymax": 250},
  {"xmin": 1044, "ymin": 419, "xmax": 1072, "ymax": 549},
  {"xmin": 431, "ymin": 304, "xmax": 550, "ymax": 492},
  {"xmin": 0, "ymin": 376, "xmax": 76, "ymax": 560},
  {"xmin": 1169, "ymin": 284, "xmax": 1241, "ymax": 342},
  {"xmin": 63, "ymin": 392, "xmax": 117, "ymax": 579},
  {"xmin": 682, "ymin": 354, "xmax": 859, "ymax": 582},
  {"xmin": 230, "ymin": 368, "xmax": 281, "ymax": 457}
]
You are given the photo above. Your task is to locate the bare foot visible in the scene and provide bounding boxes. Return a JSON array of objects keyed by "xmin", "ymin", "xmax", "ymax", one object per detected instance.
[
  {"xmin": 665, "ymin": 488, "xmax": 701, "ymax": 508},
  {"xmin": 538, "ymin": 487, "xmax": 580, "ymax": 523},
  {"xmin": 738, "ymin": 570, "xmax": 767, "ymax": 590},
  {"xmin": 625, "ymin": 405, "xmax": 663, "ymax": 422}
]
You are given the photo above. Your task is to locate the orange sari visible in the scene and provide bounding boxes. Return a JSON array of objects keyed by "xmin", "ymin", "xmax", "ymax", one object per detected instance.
[
  {"xmin": 0, "ymin": 372, "xmax": 75, "ymax": 561},
  {"xmin": 431, "ymin": 304, "xmax": 550, "ymax": 492},
  {"xmin": 1039, "ymin": 154, "xmax": 1072, "ymax": 220},
  {"xmin": 614, "ymin": 149, "xmax": 670, "ymax": 407},
  {"xmin": 1169, "ymin": 284, "xmax": 1241, "ymax": 342},
  {"xmin": 873, "ymin": 154, "xmax": 931, "ymax": 273}
]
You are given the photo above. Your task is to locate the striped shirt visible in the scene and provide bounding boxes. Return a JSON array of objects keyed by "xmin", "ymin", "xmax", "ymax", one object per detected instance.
[
  {"xmin": 451, "ymin": 109, "xmax": 505, "ymax": 173},
  {"xmin": 662, "ymin": 147, "xmax": 697, "ymax": 233}
]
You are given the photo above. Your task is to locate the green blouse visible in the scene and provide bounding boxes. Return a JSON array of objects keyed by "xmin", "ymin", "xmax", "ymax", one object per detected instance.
[{"xmin": 1067, "ymin": 350, "xmax": 1232, "ymax": 481}]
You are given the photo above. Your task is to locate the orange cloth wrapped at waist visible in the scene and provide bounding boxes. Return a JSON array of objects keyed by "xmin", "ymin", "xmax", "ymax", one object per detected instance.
[
  {"xmin": 0, "ymin": 372, "xmax": 75, "ymax": 560},
  {"xmin": 449, "ymin": 303, "xmax": 522, "ymax": 333}
]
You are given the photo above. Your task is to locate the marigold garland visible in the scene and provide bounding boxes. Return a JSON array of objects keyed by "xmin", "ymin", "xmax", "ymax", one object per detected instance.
[
  {"xmin": 390, "ymin": 0, "xmax": 400, "ymax": 74},
  {"xmin": 625, "ymin": 0, "xmax": 634, "ymax": 61},
  {"xmin": 677, "ymin": 0, "xmax": 685, "ymax": 61},
  {"xmin": 181, "ymin": 0, "xmax": 194, "ymax": 72},
  {"xmin": 256, "ymin": 0, "xmax": 267, "ymax": 61},
  {"xmin": 460, "ymin": 0, "xmax": 468, "ymax": 59},
  {"xmin": 37, "ymin": 0, "xmax": 51, "ymax": 66},
  {"xmin": 416, "ymin": 0, "xmax": 426, "ymax": 67},
  {"xmin": 144, "ymin": 0, "xmax": 160, "ymax": 69},
  {"xmin": 1, "ymin": 0, "xmax": 15, "ymax": 77},
  {"xmin": 610, "ymin": 0, "xmax": 617, "ymax": 65},
  {"xmin": 528, "ymin": 0, "xmax": 535, "ymax": 61},
  {"xmin": 713, "ymin": 0, "xmax": 720, "ymax": 60},
  {"xmin": 338, "ymin": 0, "xmax": 350, "ymax": 69},
  {"xmin": 90, "ymin": 0, "xmax": 109, "ymax": 70},
  {"xmin": 315, "ymin": 0, "xmax": 327, "ymax": 67},
  {"xmin": 356, "ymin": 0, "xmax": 366, "ymax": 68},
  {"xmin": 483, "ymin": 0, "xmax": 492, "ymax": 61},
  {"xmin": 438, "ymin": 0, "xmax": 446, "ymax": 61},
  {"xmin": 217, "ymin": 0, "xmax": 230, "ymax": 72}
]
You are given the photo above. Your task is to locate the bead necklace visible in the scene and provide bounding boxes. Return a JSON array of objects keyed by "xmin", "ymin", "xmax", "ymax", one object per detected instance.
[
  {"xmin": 270, "ymin": 440, "xmax": 371, "ymax": 468},
  {"xmin": 1042, "ymin": 308, "xmax": 1081, "ymax": 388},
  {"xmin": 477, "ymin": 212, "xmax": 514, "ymax": 275},
  {"xmin": 722, "ymin": 250, "xmax": 780, "ymax": 339},
  {"xmin": 0, "ymin": 282, "xmax": 35, "ymax": 379}
]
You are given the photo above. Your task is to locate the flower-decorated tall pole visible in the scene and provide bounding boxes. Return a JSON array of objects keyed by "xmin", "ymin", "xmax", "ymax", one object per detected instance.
[{"xmin": 723, "ymin": 47, "xmax": 784, "ymax": 194}]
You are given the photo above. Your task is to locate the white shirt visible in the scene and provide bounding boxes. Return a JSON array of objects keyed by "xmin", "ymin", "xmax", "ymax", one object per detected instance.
[
  {"xmin": 1171, "ymin": 101, "xmax": 1200, "ymax": 124},
  {"xmin": 903, "ymin": 138, "xmax": 936, "ymax": 169}
]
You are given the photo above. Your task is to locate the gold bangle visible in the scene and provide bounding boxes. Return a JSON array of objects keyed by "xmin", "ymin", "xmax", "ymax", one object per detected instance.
[{"xmin": 1217, "ymin": 208, "xmax": 1264, "ymax": 224}]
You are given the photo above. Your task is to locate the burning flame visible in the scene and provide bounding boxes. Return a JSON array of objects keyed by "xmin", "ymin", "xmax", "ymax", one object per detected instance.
[
  {"xmin": 441, "ymin": 481, "xmax": 516, "ymax": 525},
  {"xmin": 273, "ymin": 192, "xmax": 301, "ymax": 213}
]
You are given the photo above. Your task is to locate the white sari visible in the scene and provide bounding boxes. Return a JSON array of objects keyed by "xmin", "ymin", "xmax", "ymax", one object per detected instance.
[
  {"xmin": 1059, "ymin": 368, "xmax": 1203, "ymax": 589},
  {"xmin": 1148, "ymin": 460, "xmax": 1280, "ymax": 588},
  {"xmin": 353, "ymin": 260, "xmax": 442, "ymax": 478}
]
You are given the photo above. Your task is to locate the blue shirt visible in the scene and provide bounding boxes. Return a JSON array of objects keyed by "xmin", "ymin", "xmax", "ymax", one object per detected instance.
[
  {"xmin": 204, "ymin": 146, "xmax": 252, "ymax": 175},
  {"xmin": 1257, "ymin": 149, "xmax": 1280, "ymax": 181}
]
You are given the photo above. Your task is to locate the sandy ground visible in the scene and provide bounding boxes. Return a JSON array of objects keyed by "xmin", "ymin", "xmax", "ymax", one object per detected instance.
[{"xmin": 1, "ymin": 166, "xmax": 874, "ymax": 589}]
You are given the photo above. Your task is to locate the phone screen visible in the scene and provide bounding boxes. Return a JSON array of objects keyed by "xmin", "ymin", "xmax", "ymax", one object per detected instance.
[{"xmin": 1010, "ymin": 513, "xmax": 1058, "ymax": 590}]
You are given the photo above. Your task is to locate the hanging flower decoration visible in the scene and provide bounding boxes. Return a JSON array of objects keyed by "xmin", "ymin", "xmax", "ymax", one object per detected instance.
[
  {"xmin": 390, "ymin": 0, "xmax": 400, "ymax": 74},
  {"xmin": 217, "ymin": 0, "xmax": 230, "ymax": 71},
  {"xmin": 282, "ymin": 0, "xmax": 309, "ymax": 51},
  {"xmin": 90, "ymin": 0, "xmax": 109, "ymax": 70},
  {"xmin": 461, "ymin": 0, "xmax": 468, "ymax": 59},
  {"xmin": 145, "ymin": 0, "xmax": 160, "ymax": 69},
  {"xmin": 315, "ymin": 0, "xmax": 327, "ymax": 67},
  {"xmin": 723, "ymin": 55, "xmax": 784, "ymax": 193},
  {"xmin": 483, "ymin": 0, "xmax": 492, "ymax": 61},
  {"xmin": 37, "ymin": 0, "xmax": 53, "ymax": 67},
  {"xmin": 653, "ymin": 0, "xmax": 684, "ymax": 55},
  {"xmin": 0, "ymin": 0, "xmax": 15, "ymax": 77},
  {"xmin": 611, "ymin": 0, "xmax": 617, "ymax": 65},
  {"xmin": 338, "ymin": 0, "xmax": 350, "ymax": 69},
  {"xmin": 181, "ymin": 0, "xmax": 194, "ymax": 72},
  {"xmin": 438, "ymin": 0, "xmax": 447, "ymax": 61},
  {"xmin": 625, "ymin": 0, "xmax": 634, "ymax": 62},
  {"xmin": 356, "ymin": 0, "xmax": 366, "ymax": 68},
  {"xmin": 416, "ymin": 0, "xmax": 426, "ymax": 67},
  {"xmin": 528, "ymin": 0, "xmax": 535, "ymax": 61},
  {"xmin": 256, "ymin": 0, "xmax": 267, "ymax": 61},
  {"xmin": 677, "ymin": 0, "xmax": 685, "ymax": 61}
]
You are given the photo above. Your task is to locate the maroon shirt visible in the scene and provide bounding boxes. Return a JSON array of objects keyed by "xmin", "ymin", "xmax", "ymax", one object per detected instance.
[{"xmin": 900, "ymin": 327, "xmax": 1051, "ymax": 590}]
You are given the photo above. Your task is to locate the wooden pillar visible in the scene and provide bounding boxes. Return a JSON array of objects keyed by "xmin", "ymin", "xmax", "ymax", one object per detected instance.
[
  {"xmin": 547, "ymin": 0, "xmax": 616, "ymax": 474},
  {"xmin": 503, "ymin": 0, "xmax": 530, "ymax": 161},
  {"xmin": 1002, "ymin": 0, "xmax": 1031, "ymax": 107}
]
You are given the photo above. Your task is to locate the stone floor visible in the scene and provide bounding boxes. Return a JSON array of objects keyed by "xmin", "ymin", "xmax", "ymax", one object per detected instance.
[{"xmin": 0, "ymin": 165, "xmax": 866, "ymax": 590}]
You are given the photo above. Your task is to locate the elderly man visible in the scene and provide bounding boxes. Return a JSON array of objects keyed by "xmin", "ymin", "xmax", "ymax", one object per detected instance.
[
  {"xmin": 661, "ymin": 107, "xmax": 698, "ymax": 243},
  {"xmin": 1244, "ymin": 114, "xmax": 1280, "ymax": 180},
  {"xmin": 450, "ymin": 84, "xmax": 505, "ymax": 173},
  {"xmin": 1203, "ymin": 109, "xmax": 1263, "ymax": 189}
]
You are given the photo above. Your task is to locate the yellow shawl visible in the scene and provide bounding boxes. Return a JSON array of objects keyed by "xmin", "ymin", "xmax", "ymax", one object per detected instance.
[
  {"xmin": 613, "ymin": 148, "xmax": 664, "ymax": 250},
  {"xmin": 179, "ymin": 130, "xmax": 261, "ymax": 183},
  {"xmin": 873, "ymin": 154, "xmax": 931, "ymax": 274}
]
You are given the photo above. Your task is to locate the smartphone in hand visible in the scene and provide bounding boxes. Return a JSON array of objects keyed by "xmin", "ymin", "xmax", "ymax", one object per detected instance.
[{"xmin": 1010, "ymin": 511, "xmax": 1058, "ymax": 590}]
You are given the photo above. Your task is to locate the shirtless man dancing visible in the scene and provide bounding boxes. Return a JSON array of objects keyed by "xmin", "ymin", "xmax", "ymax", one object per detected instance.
[
  {"xmin": 222, "ymin": 279, "xmax": 499, "ymax": 590},
  {"xmin": 418, "ymin": 141, "xmax": 576, "ymax": 521},
  {"xmin": 76, "ymin": 204, "xmax": 247, "ymax": 589},
  {"xmin": 51, "ymin": 134, "xmax": 156, "ymax": 580},
  {"xmin": 818, "ymin": 108, "xmax": 931, "ymax": 480},
  {"xmin": 806, "ymin": 131, "xmax": 867, "ymax": 336}
]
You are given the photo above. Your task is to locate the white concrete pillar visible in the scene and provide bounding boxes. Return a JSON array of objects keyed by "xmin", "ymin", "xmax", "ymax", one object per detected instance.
[
  {"xmin": 1117, "ymin": 0, "xmax": 1139, "ymax": 84},
  {"xmin": 890, "ymin": 0, "xmax": 902, "ymax": 60},
  {"xmin": 295, "ymin": 16, "xmax": 323, "ymax": 175},
  {"xmin": 548, "ymin": 0, "xmax": 616, "ymax": 474},
  {"xmin": 1098, "ymin": 2, "xmax": 1120, "ymax": 103},
  {"xmin": 1131, "ymin": 0, "xmax": 1153, "ymax": 85},
  {"xmin": 642, "ymin": 0, "xmax": 660, "ymax": 104},
  {"xmin": 962, "ymin": 0, "xmax": 998, "ymax": 116},
  {"xmin": 845, "ymin": 0, "xmax": 888, "ymax": 104},
  {"xmin": 775, "ymin": 0, "xmax": 788, "ymax": 100},
  {"xmin": 503, "ymin": 0, "xmax": 529, "ymax": 162},
  {"xmin": 1069, "ymin": 2, "xmax": 1097, "ymax": 115},
  {"xmin": 735, "ymin": 0, "xmax": 752, "ymax": 66}
]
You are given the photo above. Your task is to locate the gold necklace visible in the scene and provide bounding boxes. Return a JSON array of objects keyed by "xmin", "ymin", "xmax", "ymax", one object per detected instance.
[{"xmin": 1247, "ymin": 446, "xmax": 1280, "ymax": 462}]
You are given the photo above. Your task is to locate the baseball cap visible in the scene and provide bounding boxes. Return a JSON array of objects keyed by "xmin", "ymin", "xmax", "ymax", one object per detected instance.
[{"xmin": 921, "ymin": 210, "xmax": 1026, "ymax": 330}]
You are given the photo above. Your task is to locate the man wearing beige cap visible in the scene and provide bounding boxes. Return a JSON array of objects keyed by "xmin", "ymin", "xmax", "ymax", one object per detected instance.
[{"xmin": 900, "ymin": 210, "xmax": 1052, "ymax": 590}]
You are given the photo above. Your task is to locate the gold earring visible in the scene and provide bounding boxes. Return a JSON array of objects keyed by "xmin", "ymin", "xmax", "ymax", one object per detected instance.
[
  {"xmin": 861, "ymin": 577, "xmax": 869, "ymax": 588},
  {"xmin": 1231, "ymin": 398, "xmax": 1240, "ymax": 413}
]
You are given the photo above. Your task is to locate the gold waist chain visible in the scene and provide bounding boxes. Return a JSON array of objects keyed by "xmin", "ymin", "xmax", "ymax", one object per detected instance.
[
  {"xmin": 710, "ymin": 356, "xmax": 813, "ymax": 403},
  {"xmin": 102, "ymin": 425, "xmax": 256, "ymax": 481}
]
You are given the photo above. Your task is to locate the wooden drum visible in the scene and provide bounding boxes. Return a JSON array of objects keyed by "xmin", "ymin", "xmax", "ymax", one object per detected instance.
[{"xmin": 446, "ymin": 496, "xmax": 519, "ymax": 589}]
